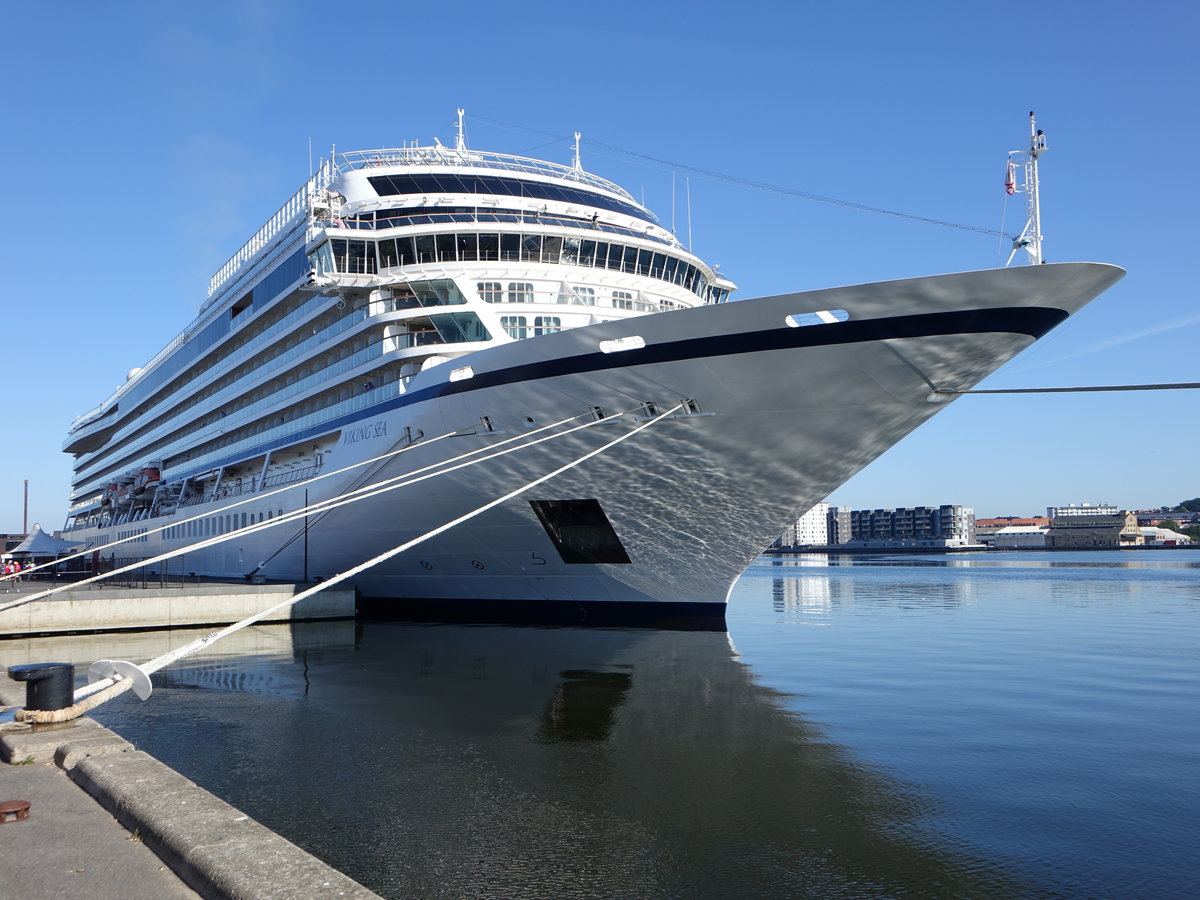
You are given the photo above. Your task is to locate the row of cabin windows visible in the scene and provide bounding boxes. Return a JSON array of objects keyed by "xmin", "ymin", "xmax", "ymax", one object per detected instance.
[
  {"xmin": 498, "ymin": 316, "xmax": 562, "ymax": 340},
  {"xmin": 324, "ymin": 234, "xmax": 728, "ymax": 302},
  {"xmin": 478, "ymin": 283, "xmax": 665, "ymax": 312},
  {"xmin": 165, "ymin": 509, "xmax": 283, "ymax": 541}
]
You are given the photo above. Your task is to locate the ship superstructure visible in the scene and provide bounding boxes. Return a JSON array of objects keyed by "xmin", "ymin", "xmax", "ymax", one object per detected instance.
[{"xmin": 62, "ymin": 116, "xmax": 1123, "ymax": 620}]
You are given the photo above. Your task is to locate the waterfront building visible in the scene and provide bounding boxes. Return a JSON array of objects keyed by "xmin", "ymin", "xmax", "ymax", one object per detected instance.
[
  {"xmin": 1137, "ymin": 511, "xmax": 1200, "ymax": 528},
  {"xmin": 0, "ymin": 533, "xmax": 28, "ymax": 554},
  {"xmin": 991, "ymin": 525, "xmax": 1048, "ymax": 549},
  {"xmin": 1046, "ymin": 503, "xmax": 1119, "ymax": 519},
  {"xmin": 1139, "ymin": 527, "xmax": 1192, "ymax": 547},
  {"xmin": 979, "ymin": 518, "xmax": 1046, "ymax": 547},
  {"xmin": 975, "ymin": 516, "xmax": 1050, "ymax": 546},
  {"xmin": 1045, "ymin": 509, "xmax": 1143, "ymax": 548},
  {"xmin": 772, "ymin": 502, "xmax": 830, "ymax": 549},
  {"xmin": 826, "ymin": 506, "xmax": 852, "ymax": 545},
  {"xmin": 844, "ymin": 505, "xmax": 977, "ymax": 549}
]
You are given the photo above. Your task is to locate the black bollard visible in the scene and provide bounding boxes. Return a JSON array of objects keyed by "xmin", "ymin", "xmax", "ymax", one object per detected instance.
[{"xmin": 8, "ymin": 663, "xmax": 75, "ymax": 712}]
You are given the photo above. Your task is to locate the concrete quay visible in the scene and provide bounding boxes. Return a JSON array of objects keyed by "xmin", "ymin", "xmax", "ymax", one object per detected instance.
[
  {"xmin": 0, "ymin": 580, "xmax": 356, "ymax": 637},
  {"xmin": 0, "ymin": 682, "xmax": 381, "ymax": 899}
]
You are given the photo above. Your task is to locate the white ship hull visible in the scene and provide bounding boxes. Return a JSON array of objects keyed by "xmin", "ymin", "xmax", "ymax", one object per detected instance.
[{"xmin": 67, "ymin": 262, "xmax": 1123, "ymax": 621}]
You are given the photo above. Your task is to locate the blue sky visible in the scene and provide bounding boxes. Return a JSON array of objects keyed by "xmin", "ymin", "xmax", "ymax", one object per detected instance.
[{"xmin": 1, "ymin": 1, "xmax": 1196, "ymax": 532}]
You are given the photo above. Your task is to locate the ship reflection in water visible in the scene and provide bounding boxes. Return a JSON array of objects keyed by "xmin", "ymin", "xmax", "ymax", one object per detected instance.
[{"xmin": 86, "ymin": 619, "xmax": 1030, "ymax": 899}]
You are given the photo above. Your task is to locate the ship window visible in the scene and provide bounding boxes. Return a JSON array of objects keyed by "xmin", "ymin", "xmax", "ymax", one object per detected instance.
[
  {"xmin": 478, "ymin": 282, "xmax": 503, "ymax": 303},
  {"xmin": 541, "ymin": 236, "xmax": 563, "ymax": 264},
  {"xmin": 231, "ymin": 292, "xmax": 253, "ymax": 319},
  {"xmin": 579, "ymin": 240, "xmax": 597, "ymax": 266},
  {"xmin": 429, "ymin": 312, "xmax": 492, "ymax": 343},
  {"xmin": 477, "ymin": 233, "xmax": 499, "ymax": 260},
  {"xmin": 507, "ymin": 282, "xmax": 534, "ymax": 303},
  {"xmin": 501, "ymin": 233, "xmax": 521, "ymax": 260},
  {"xmin": 378, "ymin": 238, "xmax": 397, "ymax": 268},
  {"xmin": 408, "ymin": 279, "xmax": 466, "ymax": 306},
  {"xmin": 331, "ymin": 239, "xmax": 377, "ymax": 275},
  {"xmin": 562, "ymin": 238, "xmax": 580, "ymax": 264},
  {"xmin": 521, "ymin": 234, "xmax": 542, "ymax": 262},
  {"xmin": 534, "ymin": 316, "xmax": 561, "ymax": 336},
  {"xmin": 592, "ymin": 242, "xmax": 609, "ymax": 268},
  {"xmin": 501, "ymin": 315, "xmax": 529, "ymax": 339},
  {"xmin": 380, "ymin": 237, "xmax": 415, "ymax": 268},
  {"xmin": 529, "ymin": 499, "xmax": 632, "ymax": 565},
  {"xmin": 571, "ymin": 286, "xmax": 596, "ymax": 306},
  {"xmin": 415, "ymin": 235, "xmax": 437, "ymax": 263},
  {"xmin": 636, "ymin": 248, "xmax": 653, "ymax": 275},
  {"xmin": 622, "ymin": 246, "xmax": 638, "ymax": 273},
  {"xmin": 613, "ymin": 290, "xmax": 634, "ymax": 310},
  {"xmin": 436, "ymin": 234, "xmax": 457, "ymax": 262}
]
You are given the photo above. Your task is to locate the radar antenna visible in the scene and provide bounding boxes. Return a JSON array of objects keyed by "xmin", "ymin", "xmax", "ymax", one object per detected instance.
[{"xmin": 1005, "ymin": 111, "xmax": 1047, "ymax": 266}]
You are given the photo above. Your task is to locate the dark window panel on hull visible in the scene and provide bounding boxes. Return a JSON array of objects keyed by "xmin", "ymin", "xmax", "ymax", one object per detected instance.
[{"xmin": 529, "ymin": 499, "xmax": 632, "ymax": 565}]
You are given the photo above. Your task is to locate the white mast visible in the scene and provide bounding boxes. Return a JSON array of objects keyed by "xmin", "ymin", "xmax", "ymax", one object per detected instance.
[
  {"xmin": 455, "ymin": 108, "xmax": 467, "ymax": 151},
  {"xmin": 572, "ymin": 131, "xmax": 583, "ymax": 171},
  {"xmin": 1006, "ymin": 111, "xmax": 1047, "ymax": 266}
]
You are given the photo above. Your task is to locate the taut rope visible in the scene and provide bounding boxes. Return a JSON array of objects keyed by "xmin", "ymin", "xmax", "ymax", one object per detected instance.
[{"xmin": 18, "ymin": 405, "xmax": 681, "ymax": 722}]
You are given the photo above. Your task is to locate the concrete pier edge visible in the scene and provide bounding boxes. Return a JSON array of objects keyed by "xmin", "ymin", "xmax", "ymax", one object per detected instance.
[
  {"xmin": 0, "ymin": 581, "xmax": 357, "ymax": 638},
  {"xmin": 1, "ymin": 685, "xmax": 380, "ymax": 899}
]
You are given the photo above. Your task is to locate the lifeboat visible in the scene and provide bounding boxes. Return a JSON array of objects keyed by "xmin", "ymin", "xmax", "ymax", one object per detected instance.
[
  {"xmin": 133, "ymin": 466, "xmax": 162, "ymax": 495},
  {"xmin": 113, "ymin": 475, "xmax": 136, "ymax": 505}
]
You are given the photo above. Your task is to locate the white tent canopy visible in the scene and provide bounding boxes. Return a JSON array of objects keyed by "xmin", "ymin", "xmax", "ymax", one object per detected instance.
[{"xmin": 7, "ymin": 523, "xmax": 84, "ymax": 558}]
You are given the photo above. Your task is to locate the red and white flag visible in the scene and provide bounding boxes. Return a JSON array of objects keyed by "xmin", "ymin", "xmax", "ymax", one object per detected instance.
[{"xmin": 1005, "ymin": 161, "xmax": 1016, "ymax": 195}]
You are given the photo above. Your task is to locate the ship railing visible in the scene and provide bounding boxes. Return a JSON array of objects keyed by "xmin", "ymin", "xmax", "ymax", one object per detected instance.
[
  {"xmin": 261, "ymin": 464, "xmax": 322, "ymax": 489},
  {"xmin": 215, "ymin": 478, "xmax": 258, "ymax": 501},
  {"xmin": 333, "ymin": 147, "xmax": 630, "ymax": 199},
  {"xmin": 177, "ymin": 493, "xmax": 209, "ymax": 509},
  {"xmin": 67, "ymin": 307, "xmax": 373, "ymax": 491},
  {"xmin": 82, "ymin": 557, "xmax": 200, "ymax": 590},
  {"xmin": 395, "ymin": 330, "xmax": 446, "ymax": 350},
  {"xmin": 208, "ymin": 158, "xmax": 337, "ymax": 298},
  {"xmin": 162, "ymin": 384, "xmax": 397, "ymax": 483},
  {"xmin": 317, "ymin": 210, "xmax": 676, "ymax": 246},
  {"xmin": 71, "ymin": 401, "xmax": 114, "ymax": 428}
]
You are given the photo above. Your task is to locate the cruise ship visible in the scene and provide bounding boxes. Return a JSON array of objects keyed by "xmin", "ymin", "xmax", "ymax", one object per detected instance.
[{"xmin": 61, "ymin": 115, "xmax": 1123, "ymax": 621}]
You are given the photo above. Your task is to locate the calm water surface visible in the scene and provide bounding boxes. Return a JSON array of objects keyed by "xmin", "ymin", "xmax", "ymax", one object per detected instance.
[{"xmin": 69, "ymin": 551, "xmax": 1200, "ymax": 897}]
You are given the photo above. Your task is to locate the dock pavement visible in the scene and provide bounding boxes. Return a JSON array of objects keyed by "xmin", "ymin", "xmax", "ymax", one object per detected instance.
[{"xmin": 0, "ymin": 680, "xmax": 381, "ymax": 899}]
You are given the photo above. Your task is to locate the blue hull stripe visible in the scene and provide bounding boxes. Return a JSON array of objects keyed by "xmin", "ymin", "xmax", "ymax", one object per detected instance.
[{"xmin": 170, "ymin": 305, "xmax": 1066, "ymax": 485}]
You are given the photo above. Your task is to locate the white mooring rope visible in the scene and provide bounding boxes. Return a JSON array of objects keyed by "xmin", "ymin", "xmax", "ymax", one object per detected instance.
[
  {"xmin": 3, "ymin": 407, "xmax": 599, "ymax": 585},
  {"xmin": 0, "ymin": 408, "xmax": 614, "ymax": 612},
  {"xmin": 16, "ymin": 404, "xmax": 681, "ymax": 721}
]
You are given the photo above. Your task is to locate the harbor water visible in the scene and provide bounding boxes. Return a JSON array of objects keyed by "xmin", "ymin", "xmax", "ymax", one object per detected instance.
[{"xmin": 67, "ymin": 551, "xmax": 1200, "ymax": 898}]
